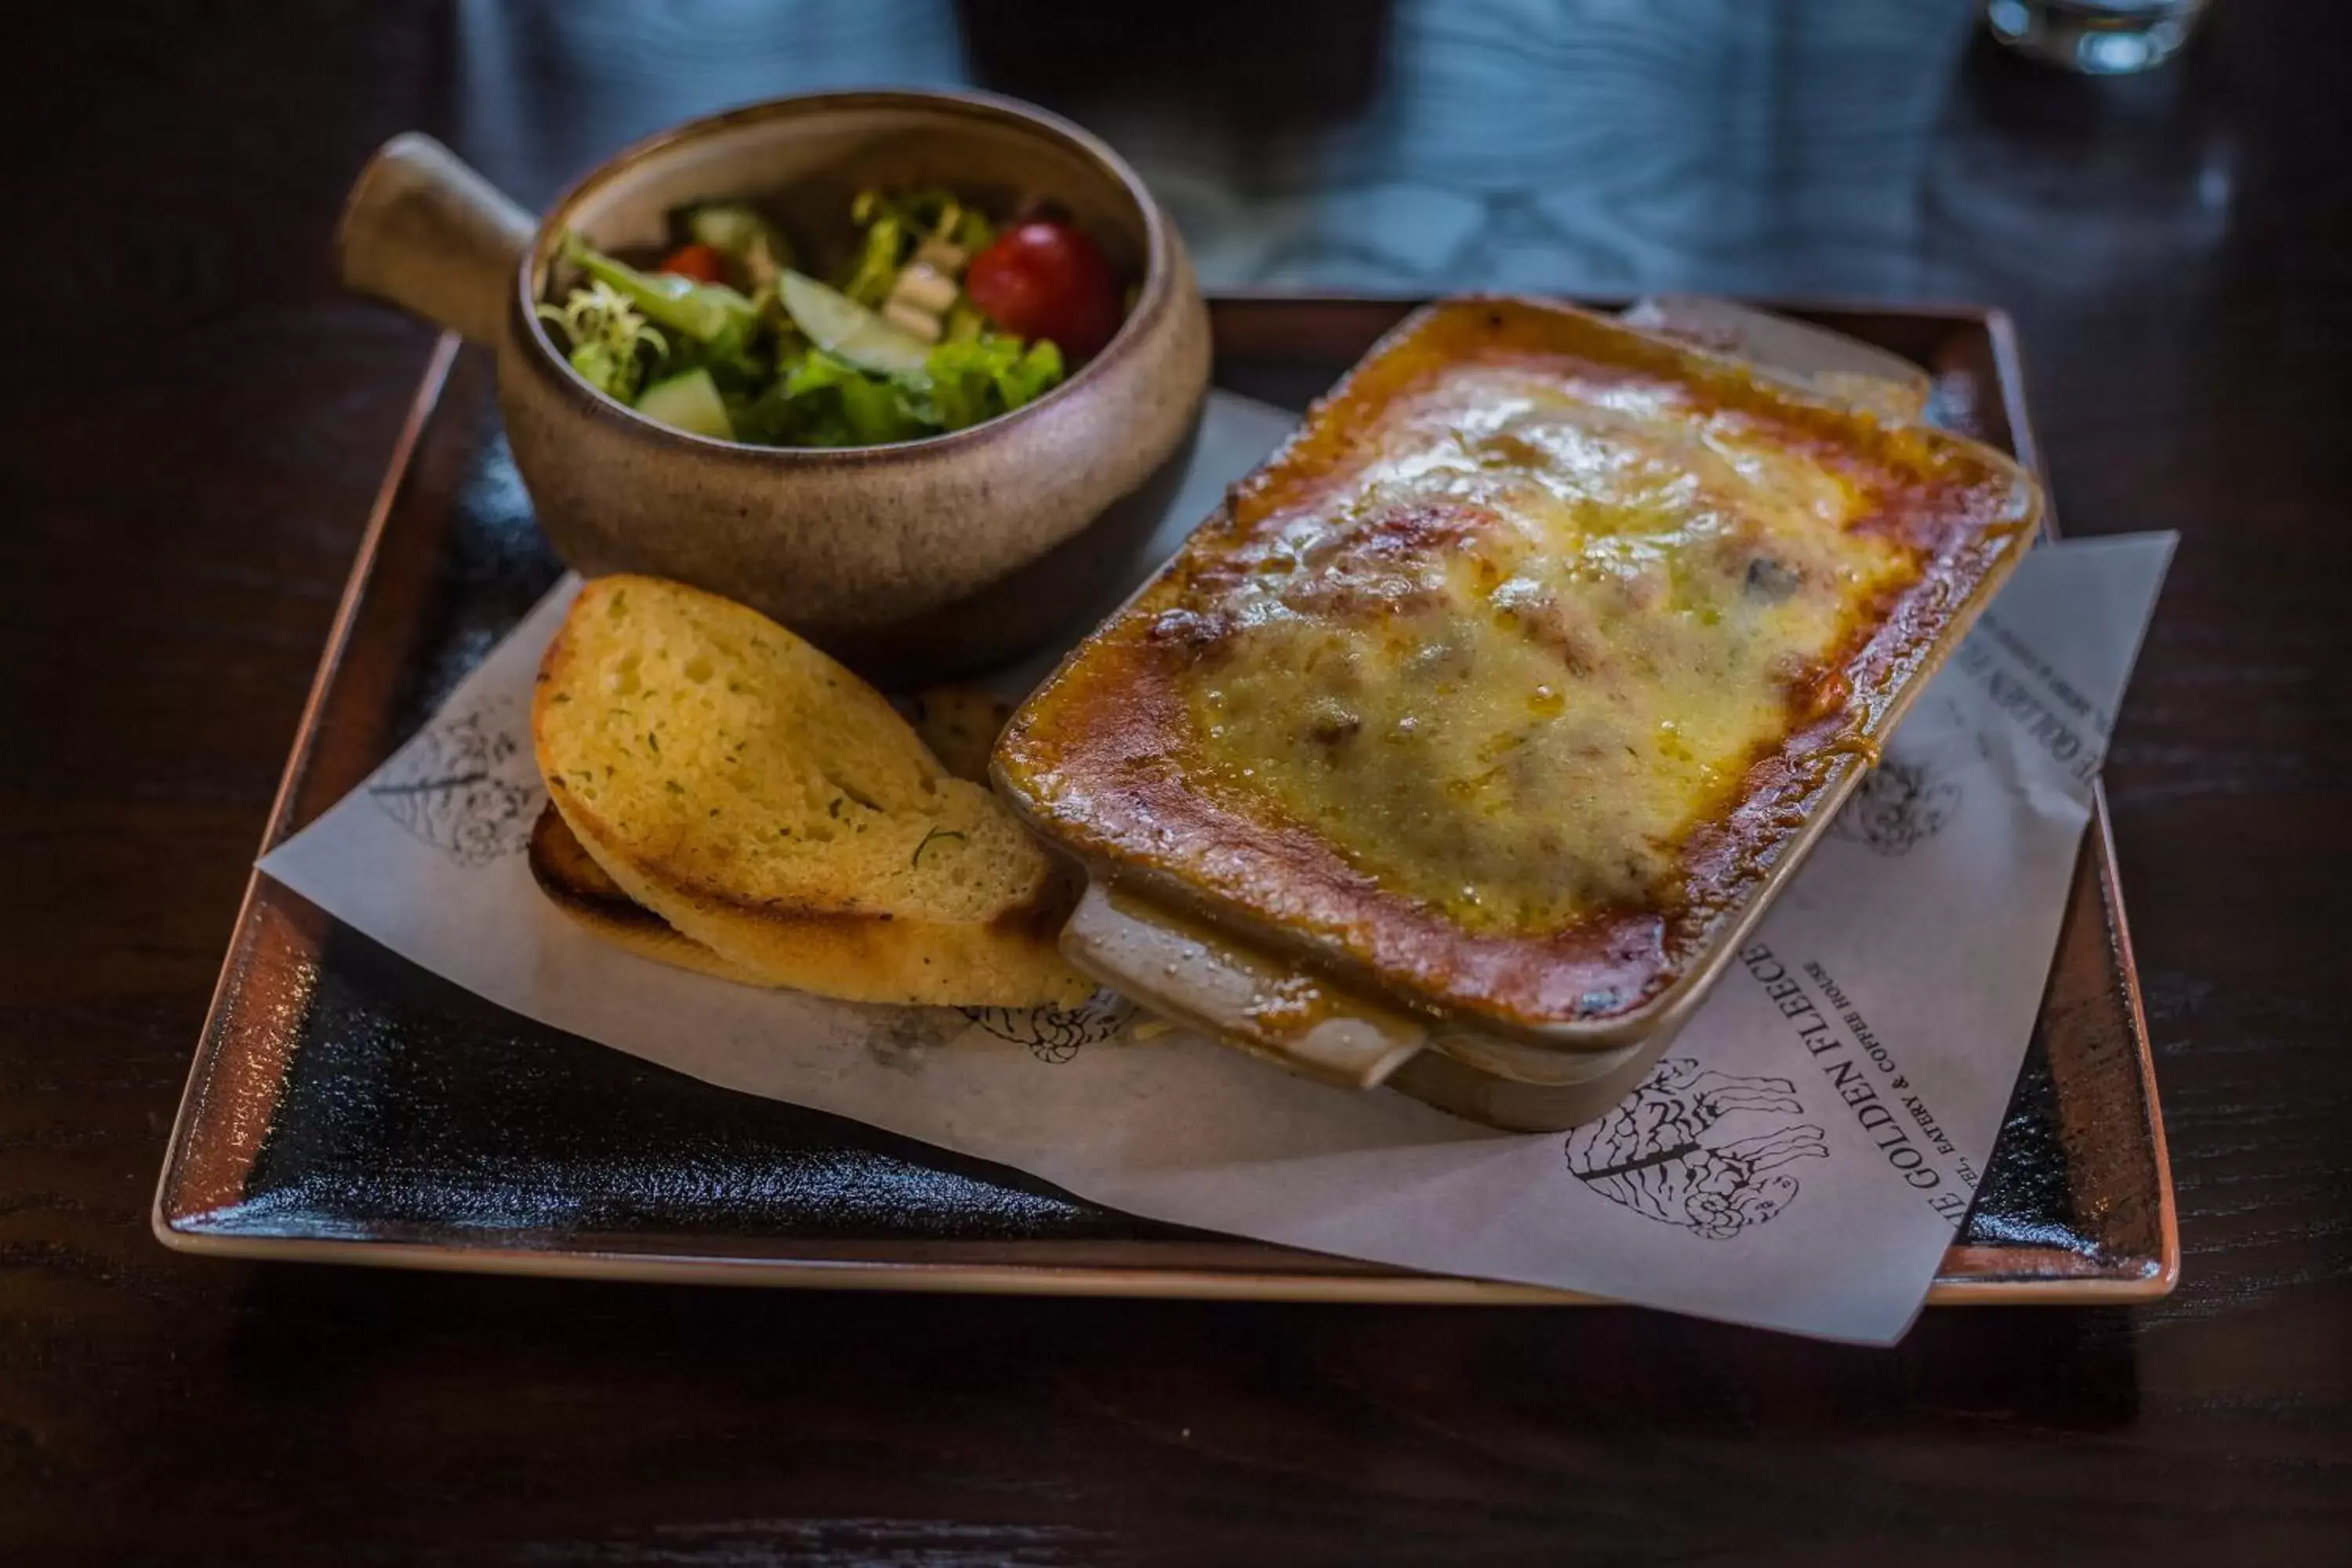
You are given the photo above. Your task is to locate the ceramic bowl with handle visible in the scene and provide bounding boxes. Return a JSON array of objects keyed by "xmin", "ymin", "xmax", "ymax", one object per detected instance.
[{"xmin": 334, "ymin": 89, "xmax": 1211, "ymax": 681}]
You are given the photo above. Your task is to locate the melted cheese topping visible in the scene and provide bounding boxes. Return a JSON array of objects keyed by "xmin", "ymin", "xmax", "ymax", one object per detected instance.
[{"xmin": 1176, "ymin": 366, "xmax": 1912, "ymax": 935}]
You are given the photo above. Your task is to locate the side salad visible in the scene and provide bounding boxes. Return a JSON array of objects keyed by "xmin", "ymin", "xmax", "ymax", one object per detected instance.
[{"xmin": 535, "ymin": 188, "xmax": 1125, "ymax": 447}]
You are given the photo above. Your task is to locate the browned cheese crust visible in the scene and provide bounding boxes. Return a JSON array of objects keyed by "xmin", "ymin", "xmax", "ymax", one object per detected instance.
[{"xmin": 995, "ymin": 298, "xmax": 2038, "ymax": 1029}]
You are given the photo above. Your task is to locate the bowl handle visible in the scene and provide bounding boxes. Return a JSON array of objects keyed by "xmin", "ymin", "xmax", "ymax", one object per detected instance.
[
  {"xmin": 1061, "ymin": 882, "xmax": 1428, "ymax": 1089},
  {"xmin": 333, "ymin": 132, "xmax": 532, "ymax": 347}
]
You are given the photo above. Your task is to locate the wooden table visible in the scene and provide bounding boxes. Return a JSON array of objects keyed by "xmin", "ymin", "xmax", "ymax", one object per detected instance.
[{"xmin": 6, "ymin": 2, "xmax": 2348, "ymax": 1560}]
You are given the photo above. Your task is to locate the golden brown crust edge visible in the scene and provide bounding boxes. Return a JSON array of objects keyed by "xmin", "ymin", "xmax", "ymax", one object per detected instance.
[
  {"xmin": 549, "ymin": 783, "xmax": 1087, "ymax": 1006},
  {"xmin": 527, "ymin": 806, "xmax": 775, "ymax": 987},
  {"xmin": 532, "ymin": 803, "xmax": 1077, "ymax": 1004}
]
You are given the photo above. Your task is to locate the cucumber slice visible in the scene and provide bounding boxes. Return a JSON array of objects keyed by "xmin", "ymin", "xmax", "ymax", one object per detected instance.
[
  {"xmin": 779, "ymin": 270, "xmax": 931, "ymax": 376},
  {"xmin": 633, "ymin": 368, "xmax": 735, "ymax": 441}
]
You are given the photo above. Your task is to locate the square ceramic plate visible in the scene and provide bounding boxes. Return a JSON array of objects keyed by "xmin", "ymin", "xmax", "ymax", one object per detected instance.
[{"xmin": 155, "ymin": 296, "xmax": 2178, "ymax": 1305}]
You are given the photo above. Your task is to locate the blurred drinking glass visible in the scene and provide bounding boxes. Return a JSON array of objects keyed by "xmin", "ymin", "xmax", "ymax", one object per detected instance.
[{"xmin": 1983, "ymin": 0, "xmax": 2209, "ymax": 74}]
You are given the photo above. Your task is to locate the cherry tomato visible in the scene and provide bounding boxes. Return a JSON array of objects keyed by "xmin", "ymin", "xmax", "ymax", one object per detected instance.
[
  {"xmin": 658, "ymin": 242, "xmax": 728, "ymax": 284},
  {"xmin": 964, "ymin": 220, "xmax": 1123, "ymax": 361}
]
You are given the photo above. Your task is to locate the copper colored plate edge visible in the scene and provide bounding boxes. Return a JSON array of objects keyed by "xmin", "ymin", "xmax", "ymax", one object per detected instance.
[
  {"xmin": 153, "ymin": 335, "xmax": 461, "ymax": 1233},
  {"xmin": 2081, "ymin": 786, "xmax": 2180, "ymax": 1298},
  {"xmin": 154, "ymin": 302, "xmax": 2176, "ymax": 1305},
  {"xmin": 1980, "ymin": 303, "xmax": 2177, "ymax": 1300},
  {"xmin": 148, "ymin": 1227, "xmax": 2172, "ymax": 1306}
]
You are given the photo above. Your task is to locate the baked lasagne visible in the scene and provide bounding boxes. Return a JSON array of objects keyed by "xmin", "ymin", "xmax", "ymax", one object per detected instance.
[{"xmin": 995, "ymin": 298, "xmax": 2038, "ymax": 1032}]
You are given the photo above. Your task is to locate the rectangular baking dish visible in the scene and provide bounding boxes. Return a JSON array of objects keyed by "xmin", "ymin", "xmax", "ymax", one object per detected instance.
[{"xmin": 996, "ymin": 296, "xmax": 2045, "ymax": 1129}]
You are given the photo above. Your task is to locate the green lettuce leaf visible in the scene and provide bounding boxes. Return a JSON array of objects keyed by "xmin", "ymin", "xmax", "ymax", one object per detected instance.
[
  {"xmin": 918, "ymin": 334, "xmax": 1066, "ymax": 431},
  {"xmin": 745, "ymin": 349, "xmax": 922, "ymax": 446},
  {"xmin": 838, "ymin": 212, "xmax": 905, "ymax": 310}
]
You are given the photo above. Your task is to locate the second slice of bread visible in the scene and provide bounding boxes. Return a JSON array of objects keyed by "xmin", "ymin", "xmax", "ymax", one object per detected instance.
[
  {"xmin": 533, "ymin": 575, "xmax": 1089, "ymax": 1007},
  {"xmin": 528, "ymin": 804, "xmax": 772, "ymax": 987}
]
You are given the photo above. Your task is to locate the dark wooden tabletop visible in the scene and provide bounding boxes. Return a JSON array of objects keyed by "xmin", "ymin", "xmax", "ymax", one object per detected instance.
[{"xmin": 7, "ymin": 2, "xmax": 2350, "ymax": 1562}]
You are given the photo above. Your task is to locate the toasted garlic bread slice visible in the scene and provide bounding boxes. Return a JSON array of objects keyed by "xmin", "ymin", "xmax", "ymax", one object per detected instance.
[
  {"xmin": 533, "ymin": 575, "xmax": 1088, "ymax": 1007},
  {"xmin": 528, "ymin": 805, "xmax": 769, "ymax": 986}
]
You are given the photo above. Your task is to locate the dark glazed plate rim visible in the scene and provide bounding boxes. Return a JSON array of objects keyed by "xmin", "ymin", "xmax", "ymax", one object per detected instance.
[{"xmin": 153, "ymin": 295, "xmax": 2179, "ymax": 1306}]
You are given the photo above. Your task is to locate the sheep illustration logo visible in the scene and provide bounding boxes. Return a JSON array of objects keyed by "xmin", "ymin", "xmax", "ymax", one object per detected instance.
[
  {"xmin": 1566, "ymin": 1058, "xmax": 1829, "ymax": 1239},
  {"xmin": 961, "ymin": 988, "xmax": 1135, "ymax": 1063},
  {"xmin": 1833, "ymin": 757, "xmax": 1962, "ymax": 856},
  {"xmin": 1833, "ymin": 714, "xmax": 1987, "ymax": 857},
  {"xmin": 368, "ymin": 706, "xmax": 539, "ymax": 867}
]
